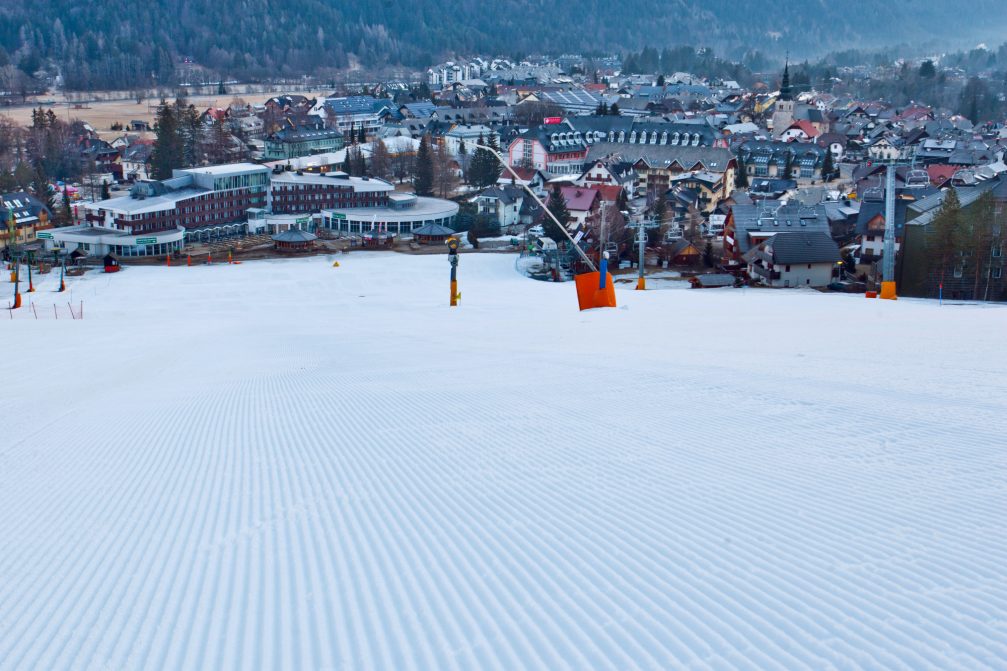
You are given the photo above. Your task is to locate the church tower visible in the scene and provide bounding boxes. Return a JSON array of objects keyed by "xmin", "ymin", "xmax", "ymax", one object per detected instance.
[{"xmin": 772, "ymin": 60, "xmax": 796, "ymax": 138}]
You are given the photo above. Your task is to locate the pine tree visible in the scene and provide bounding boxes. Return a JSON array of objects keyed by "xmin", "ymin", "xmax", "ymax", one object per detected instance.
[
  {"xmin": 468, "ymin": 133, "xmax": 501, "ymax": 188},
  {"xmin": 485, "ymin": 132, "xmax": 502, "ymax": 183},
  {"xmin": 352, "ymin": 145, "xmax": 367, "ymax": 176},
  {"xmin": 357, "ymin": 123, "xmax": 366, "ymax": 144},
  {"xmin": 150, "ymin": 101, "xmax": 183, "ymax": 179},
  {"xmin": 217, "ymin": 80, "xmax": 227, "ymax": 95},
  {"xmin": 609, "ymin": 102, "xmax": 620, "ymax": 116},
  {"xmin": 433, "ymin": 141, "xmax": 458, "ymax": 198},
  {"xmin": 370, "ymin": 138, "xmax": 391, "ymax": 180},
  {"xmin": 930, "ymin": 187, "xmax": 963, "ymax": 285},
  {"xmin": 544, "ymin": 185, "xmax": 570, "ymax": 241},
  {"xmin": 457, "ymin": 140, "xmax": 468, "ymax": 183},
  {"xmin": 31, "ymin": 162, "xmax": 55, "ymax": 213},
  {"xmin": 735, "ymin": 160, "xmax": 749, "ymax": 189},
  {"xmin": 821, "ymin": 150, "xmax": 835, "ymax": 181},
  {"xmin": 966, "ymin": 190, "xmax": 996, "ymax": 298},
  {"xmin": 413, "ymin": 135, "xmax": 434, "ymax": 196},
  {"xmin": 61, "ymin": 185, "xmax": 72, "ymax": 225},
  {"xmin": 178, "ymin": 102, "xmax": 203, "ymax": 167}
]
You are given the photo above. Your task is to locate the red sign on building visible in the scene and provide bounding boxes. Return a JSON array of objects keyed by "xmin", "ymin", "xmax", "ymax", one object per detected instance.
[{"xmin": 544, "ymin": 116, "xmax": 563, "ymax": 125}]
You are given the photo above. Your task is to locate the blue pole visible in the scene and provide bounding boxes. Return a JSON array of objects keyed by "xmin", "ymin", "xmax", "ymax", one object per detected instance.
[{"xmin": 598, "ymin": 252, "xmax": 608, "ymax": 289}]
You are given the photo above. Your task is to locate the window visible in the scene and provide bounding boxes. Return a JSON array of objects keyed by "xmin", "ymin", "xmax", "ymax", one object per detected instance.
[
  {"xmin": 994, "ymin": 267, "xmax": 1003, "ymax": 279},
  {"xmin": 785, "ymin": 264, "xmax": 791, "ymax": 272},
  {"xmin": 953, "ymin": 264, "xmax": 963, "ymax": 278},
  {"xmin": 994, "ymin": 246, "xmax": 1002, "ymax": 258}
]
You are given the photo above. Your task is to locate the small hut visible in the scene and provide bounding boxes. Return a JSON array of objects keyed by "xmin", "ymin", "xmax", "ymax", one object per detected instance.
[
  {"xmin": 688, "ymin": 273, "xmax": 737, "ymax": 289},
  {"xmin": 411, "ymin": 223, "xmax": 456, "ymax": 245},
  {"xmin": 103, "ymin": 254, "xmax": 120, "ymax": 273},
  {"xmin": 664, "ymin": 239, "xmax": 702, "ymax": 266},
  {"xmin": 271, "ymin": 228, "xmax": 317, "ymax": 252},
  {"xmin": 361, "ymin": 228, "xmax": 395, "ymax": 248}
]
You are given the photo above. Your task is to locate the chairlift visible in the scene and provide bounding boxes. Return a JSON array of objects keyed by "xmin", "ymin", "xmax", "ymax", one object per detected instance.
[{"xmin": 905, "ymin": 168, "xmax": 929, "ymax": 188}]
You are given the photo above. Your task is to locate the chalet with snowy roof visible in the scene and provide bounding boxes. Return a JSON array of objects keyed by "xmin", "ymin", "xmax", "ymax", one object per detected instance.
[{"xmin": 310, "ymin": 96, "xmax": 393, "ymax": 139}]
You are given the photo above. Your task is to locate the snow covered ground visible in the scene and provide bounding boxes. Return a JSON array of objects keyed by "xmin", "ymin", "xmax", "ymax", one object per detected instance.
[{"xmin": 1, "ymin": 253, "xmax": 1006, "ymax": 670}]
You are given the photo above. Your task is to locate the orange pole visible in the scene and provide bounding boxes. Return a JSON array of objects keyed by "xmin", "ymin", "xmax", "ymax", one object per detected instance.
[
  {"xmin": 166, "ymin": 254, "xmax": 171, "ymax": 267},
  {"xmin": 187, "ymin": 254, "xmax": 191, "ymax": 267}
]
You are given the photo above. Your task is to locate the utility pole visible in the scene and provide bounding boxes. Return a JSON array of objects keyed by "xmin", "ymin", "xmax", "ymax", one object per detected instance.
[
  {"xmin": 626, "ymin": 216, "xmax": 659, "ymax": 290},
  {"xmin": 880, "ymin": 162, "xmax": 897, "ymax": 300}
]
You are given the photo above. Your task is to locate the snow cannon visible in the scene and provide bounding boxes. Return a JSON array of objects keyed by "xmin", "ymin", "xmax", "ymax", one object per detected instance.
[
  {"xmin": 575, "ymin": 251, "xmax": 616, "ymax": 311},
  {"xmin": 447, "ymin": 237, "xmax": 460, "ymax": 306},
  {"xmin": 11, "ymin": 264, "xmax": 20, "ymax": 308}
]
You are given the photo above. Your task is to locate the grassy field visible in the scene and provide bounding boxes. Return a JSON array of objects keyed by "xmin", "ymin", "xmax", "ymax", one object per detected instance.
[{"xmin": 2, "ymin": 88, "xmax": 325, "ymax": 138}]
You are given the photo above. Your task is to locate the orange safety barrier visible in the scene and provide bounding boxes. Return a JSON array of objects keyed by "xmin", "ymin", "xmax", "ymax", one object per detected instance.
[{"xmin": 575, "ymin": 271, "xmax": 617, "ymax": 311}]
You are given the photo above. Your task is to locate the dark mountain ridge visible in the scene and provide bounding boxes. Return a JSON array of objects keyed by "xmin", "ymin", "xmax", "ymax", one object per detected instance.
[{"xmin": 2, "ymin": 0, "xmax": 1004, "ymax": 90}]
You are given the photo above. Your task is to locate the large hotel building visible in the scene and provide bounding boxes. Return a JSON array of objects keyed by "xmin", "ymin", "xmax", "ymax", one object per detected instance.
[{"xmin": 43, "ymin": 162, "xmax": 458, "ymax": 258}]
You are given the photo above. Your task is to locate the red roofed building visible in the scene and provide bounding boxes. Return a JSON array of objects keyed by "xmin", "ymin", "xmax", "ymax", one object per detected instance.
[
  {"xmin": 780, "ymin": 120, "xmax": 821, "ymax": 143},
  {"xmin": 926, "ymin": 165, "xmax": 958, "ymax": 188}
]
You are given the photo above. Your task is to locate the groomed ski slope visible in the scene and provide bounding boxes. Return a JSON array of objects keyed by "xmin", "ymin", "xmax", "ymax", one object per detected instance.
[{"xmin": 1, "ymin": 253, "xmax": 1005, "ymax": 671}]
